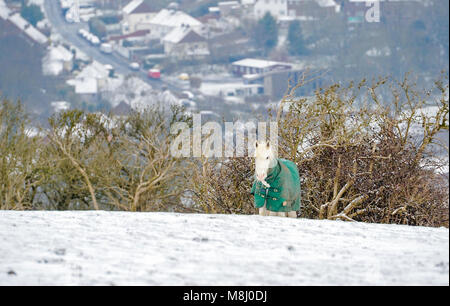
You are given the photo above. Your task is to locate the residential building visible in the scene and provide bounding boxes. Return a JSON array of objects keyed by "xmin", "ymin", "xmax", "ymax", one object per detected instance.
[
  {"xmin": 0, "ymin": 0, "xmax": 48, "ymax": 45},
  {"xmin": 254, "ymin": 0, "xmax": 289, "ymax": 19},
  {"xmin": 162, "ymin": 25, "xmax": 209, "ymax": 60},
  {"xmin": 231, "ymin": 58, "xmax": 292, "ymax": 76},
  {"xmin": 218, "ymin": 1, "xmax": 241, "ymax": 16},
  {"xmin": 148, "ymin": 9, "xmax": 204, "ymax": 40},
  {"xmin": 42, "ymin": 44, "xmax": 74, "ymax": 76},
  {"xmin": 122, "ymin": 0, "xmax": 158, "ymax": 34}
]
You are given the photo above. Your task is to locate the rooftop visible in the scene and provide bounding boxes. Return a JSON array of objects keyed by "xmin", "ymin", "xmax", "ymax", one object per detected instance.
[
  {"xmin": 0, "ymin": 0, "xmax": 11, "ymax": 19},
  {"xmin": 109, "ymin": 29, "xmax": 150, "ymax": 42},
  {"xmin": 15, "ymin": 14, "xmax": 48, "ymax": 44},
  {"xmin": 232, "ymin": 58, "xmax": 292, "ymax": 69},
  {"xmin": 123, "ymin": 0, "xmax": 157, "ymax": 15},
  {"xmin": 163, "ymin": 26, "xmax": 205, "ymax": 44},
  {"xmin": 150, "ymin": 9, "xmax": 202, "ymax": 28}
]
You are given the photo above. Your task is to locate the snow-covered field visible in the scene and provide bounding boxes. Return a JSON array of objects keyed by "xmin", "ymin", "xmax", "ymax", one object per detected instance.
[{"xmin": 0, "ymin": 211, "xmax": 448, "ymax": 286}]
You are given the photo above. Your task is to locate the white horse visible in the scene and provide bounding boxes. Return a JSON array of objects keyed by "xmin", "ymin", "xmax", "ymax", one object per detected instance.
[{"xmin": 254, "ymin": 141, "xmax": 297, "ymax": 218}]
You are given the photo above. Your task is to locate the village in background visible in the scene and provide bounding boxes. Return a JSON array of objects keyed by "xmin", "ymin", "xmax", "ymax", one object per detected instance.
[{"xmin": 0, "ymin": 0, "xmax": 448, "ymax": 125}]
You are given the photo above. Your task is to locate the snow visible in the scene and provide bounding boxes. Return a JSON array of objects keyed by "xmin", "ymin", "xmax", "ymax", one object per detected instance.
[
  {"xmin": 100, "ymin": 76, "xmax": 184, "ymax": 111},
  {"xmin": 76, "ymin": 61, "xmax": 110, "ymax": 80},
  {"xmin": 150, "ymin": 9, "xmax": 202, "ymax": 28},
  {"xmin": 51, "ymin": 101, "xmax": 71, "ymax": 112},
  {"xmin": 316, "ymin": 0, "xmax": 337, "ymax": 8},
  {"xmin": 232, "ymin": 58, "xmax": 290, "ymax": 69},
  {"xmin": 0, "ymin": 0, "xmax": 11, "ymax": 20},
  {"xmin": 163, "ymin": 26, "xmax": 195, "ymax": 44},
  {"xmin": 67, "ymin": 78, "xmax": 98, "ymax": 94},
  {"xmin": 122, "ymin": 0, "xmax": 144, "ymax": 15},
  {"xmin": 8, "ymin": 13, "xmax": 48, "ymax": 44},
  {"xmin": 66, "ymin": 61, "xmax": 112, "ymax": 94},
  {"xmin": 1, "ymin": 0, "xmax": 48, "ymax": 44},
  {"xmin": 0, "ymin": 211, "xmax": 448, "ymax": 286},
  {"xmin": 42, "ymin": 45, "xmax": 73, "ymax": 76}
]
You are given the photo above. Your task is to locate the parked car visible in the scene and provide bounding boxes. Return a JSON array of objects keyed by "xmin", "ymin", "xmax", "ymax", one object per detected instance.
[
  {"xmin": 148, "ymin": 69, "xmax": 161, "ymax": 79},
  {"xmin": 78, "ymin": 29, "xmax": 88, "ymax": 38},
  {"xmin": 182, "ymin": 91, "xmax": 195, "ymax": 99},
  {"xmin": 178, "ymin": 73, "xmax": 189, "ymax": 81},
  {"xmin": 90, "ymin": 36, "xmax": 100, "ymax": 46},
  {"xmin": 100, "ymin": 43, "xmax": 113, "ymax": 54},
  {"xmin": 129, "ymin": 62, "xmax": 140, "ymax": 71}
]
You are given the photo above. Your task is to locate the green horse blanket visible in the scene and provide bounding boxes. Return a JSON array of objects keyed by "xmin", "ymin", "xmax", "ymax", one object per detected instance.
[{"xmin": 251, "ymin": 158, "xmax": 301, "ymax": 213}]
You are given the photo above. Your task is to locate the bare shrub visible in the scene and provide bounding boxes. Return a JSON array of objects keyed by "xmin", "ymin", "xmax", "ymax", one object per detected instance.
[
  {"xmin": 37, "ymin": 104, "xmax": 192, "ymax": 211},
  {"xmin": 189, "ymin": 156, "xmax": 255, "ymax": 214},
  {"xmin": 0, "ymin": 100, "xmax": 40, "ymax": 209},
  {"xmin": 190, "ymin": 73, "xmax": 449, "ymax": 227}
]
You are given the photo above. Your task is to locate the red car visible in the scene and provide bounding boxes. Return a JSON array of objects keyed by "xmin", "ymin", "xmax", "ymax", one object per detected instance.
[{"xmin": 148, "ymin": 69, "xmax": 161, "ymax": 79}]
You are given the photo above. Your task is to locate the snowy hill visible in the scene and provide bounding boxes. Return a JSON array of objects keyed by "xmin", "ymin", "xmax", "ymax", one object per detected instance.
[{"xmin": 0, "ymin": 211, "xmax": 448, "ymax": 285}]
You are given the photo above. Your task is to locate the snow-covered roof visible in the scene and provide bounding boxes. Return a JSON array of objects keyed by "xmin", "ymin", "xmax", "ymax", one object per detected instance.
[
  {"xmin": 150, "ymin": 9, "xmax": 202, "ymax": 28},
  {"xmin": 208, "ymin": 7, "xmax": 220, "ymax": 13},
  {"xmin": 315, "ymin": 0, "xmax": 337, "ymax": 7},
  {"xmin": 71, "ymin": 46, "xmax": 90, "ymax": 62},
  {"xmin": 67, "ymin": 78, "xmax": 98, "ymax": 95},
  {"xmin": 76, "ymin": 61, "xmax": 110, "ymax": 80},
  {"xmin": 0, "ymin": 0, "xmax": 11, "ymax": 19},
  {"xmin": 218, "ymin": 1, "xmax": 240, "ymax": 6},
  {"xmin": 8, "ymin": 13, "xmax": 28, "ymax": 30},
  {"xmin": 123, "ymin": 0, "xmax": 156, "ymax": 15},
  {"xmin": 163, "ymin": 26, "xmax": 205, "ymax": 44},
  {"xmin": 55, "ymin": 45, "xmax": 74, "ymax": 61},
  {"xmin": 66, "ymin": 61, "xmax": 111, "ymax": 94},
  {"xmin": 42, "ymin": 45, "xmax": 74, "ymax": 76},
  {"xmin": 25, "ymin": 26, "xmax": 49, "ymax": 44},
  {"xmin": 123, "ymin": 0, "xmax": 143, "ymax": 14},
  {"xmin": 5, "ymin": 13, "xmax": 48, "ymax": 44},
  {"xmin": 43, "ymin": 60, "xmax": 63, "ymax": 76},
  {"xmin": 232, "ymin": 58, "xmax": 292, "ymax": 69},
  {"xmin": 51, "ymin": 101, "xmax": 71, "ymax": 112}
]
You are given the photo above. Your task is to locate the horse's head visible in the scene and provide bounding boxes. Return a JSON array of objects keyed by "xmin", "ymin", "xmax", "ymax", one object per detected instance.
[{"xmin": 254, "ymin": 140, "xmax": 277, "ymax": 183}]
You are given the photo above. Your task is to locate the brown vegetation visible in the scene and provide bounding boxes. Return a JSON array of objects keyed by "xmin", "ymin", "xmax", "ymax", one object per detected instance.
[
  {"xmin": 189, "ymin": 72, "xmax": 449, "ymax": 227},
  {"xmin": 0, "ymin": 72, "xmax": 448, "ymax": 227}
]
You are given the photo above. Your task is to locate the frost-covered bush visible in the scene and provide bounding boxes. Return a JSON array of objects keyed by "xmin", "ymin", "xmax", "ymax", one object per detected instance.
[
  {"xmin": 1, "ymin": 72, "xmax": 448, "ymax": 227},
  {"xmin": 190, "ymin": 73, "xmax": 449, "ymax": 227}
]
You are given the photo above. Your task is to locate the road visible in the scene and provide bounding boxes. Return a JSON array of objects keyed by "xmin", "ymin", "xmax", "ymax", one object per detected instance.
[{"xmin": 42, "ymin": 0, "xmax": 180, "ymax": 92}]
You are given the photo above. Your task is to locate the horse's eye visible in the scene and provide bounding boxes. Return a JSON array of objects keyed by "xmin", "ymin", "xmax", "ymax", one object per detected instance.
[{"xmin": 266, "ymin": 157, "xmax": 269, "ymax": 160}]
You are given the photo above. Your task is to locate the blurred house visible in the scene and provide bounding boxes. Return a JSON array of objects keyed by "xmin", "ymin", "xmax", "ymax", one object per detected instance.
[
  {"xmin": 231, "ymin": 58, "xmax": 292, "ymax": 76},
  {"xmin": 109, "ymin": 29, "xmax": 151, "ymax": 45},
  {"xmin": 0, "ymin": 0, "xmax": 48, "ymax": 45},
  {"xmin": 148, "ymin": 9, "xmax": 204, "ymax": 40},
  {"xmin": 122, "ymin": 0, "xmax": 158, "ymax": 34},
  {"xmin": 218, "ymin": 1, "xmax": 241, "ymax": 17},
  {"xmin": 66, "ymin": 61, "xmax": 112, "ymax": 102},
  {"xmin": 42, "ymin": 44, "xmax": 74, "ymax": 76},
  {"xmin": 253, "ymin": 0, "xmax": 339, "ymax": 20},
  {"xmin": 242, "ymin": 68, "xmax": 327, "ymax": 99},
  {"xmin": 253, "ymin": 0, "xmax": 289, "ymax": 19},
  {"xmin": 162, "ymin": 25, "xmax": 209, "ymax": 60},
  {"xmin": 287, "ymin": 0, "xmax": 339, "ymax": 19}
]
